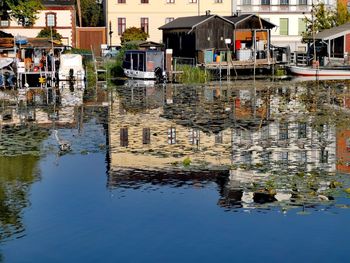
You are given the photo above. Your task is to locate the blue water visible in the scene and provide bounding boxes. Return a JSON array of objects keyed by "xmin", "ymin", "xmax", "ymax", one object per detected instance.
[{"xmin": 1, "ymin": 152, "xmax": 349, "ymax": 263}]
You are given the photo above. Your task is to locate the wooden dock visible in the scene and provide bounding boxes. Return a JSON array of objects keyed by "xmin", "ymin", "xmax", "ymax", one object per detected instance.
[{"xmin": 202, "ymin": 58, "xmax": 276, "ymax": 70}]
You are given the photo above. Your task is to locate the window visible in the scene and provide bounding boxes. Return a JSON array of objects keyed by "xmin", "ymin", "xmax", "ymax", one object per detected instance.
[
  {"xmin": 215, "ymin": 0, "xmax": 223, "ymax": 3},
  {"xmin": 261, "ymin": 0, "xmax": 270, "ymax": 4},
  {"xmin": 0, "ymin": 18, "xmax": 9, "ymax": 27},
  {"xmin": 279, "ymin": 18, "xmax": 289, "ymax": 35},
  {"xmin": 165, "ymin": 17, "xmax": 174, "ymax": 24},
  {"xmin": 280, "ymin": 0, "xmax": 289, "ymax": 5},
  {"xmin": 189, "ymin": 0, "xmax": 197, "ymax": 2},
  {"xmin": 141, "ymin": 0, "xmax": 149, "ymax": 3},
  {"xmin": 120, "ymin": 128, "xmax": 128, "ymax": 147},
  {"xmin": 118, "ymin": 18, "xmax": 126, "ymax": 35},
  {"xmin": 142, "ymin": 128, "xmax": 151, "ymax": 144},
  {"xmin": 215, "ymin": 132, "xmax": 223, "ymax": 144},
  {"xmin": 242, "ymin": 0, "xmax": 251, "ymax": 4},
  {"xmin": 46, "ymin": 13, "xmax": 56, "ymax": 27},
  {"xmin": 298, "ymin": 0, "xmax": 307, "ymax": 4},
  {"xmin": 141, "ymin": 18, "xmax": 149, "ymax": 34},
  {"xmin": 279, "ymin": 122, "xmax": 288, "ymax": 140},
  {"xmin": 298, "ymin": 122, "xmax": 307, "ymax": 138},
  {"xmin": 189, "ymin": 128, "xmax": 200, "ymax": 145},
  {"xmin": 168, "ymin": 127, "xmax": 176, "ymax": 144},
  {"xmin": 320, "ymin": 148, "xmax": 328, "ymax": 163},
  {"xmin": 167, "ymin": 0, "xmax": 175, "ymax": 3},
  {"xmin": 118, "ymin": 0, "xmax": 126, "ymax": 3},
  {"xmin": 298, "ymin": 18, "xmax": 306, "ymax": 35},
  {"xmin": 280, "ymin": 152, "xmax": 289, "ymax": 166}
]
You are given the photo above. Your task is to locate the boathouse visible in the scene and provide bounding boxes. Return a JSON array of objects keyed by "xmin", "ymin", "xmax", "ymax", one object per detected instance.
[
  {"xmin": 159, "ymin": 13, "xmax": 276, "ymax": 68},
  {"xmin": 313, "ymin": 23, "xmax": 350, "ymax": 63},
  {"xmin": 159, "ymin": 14, "xmax": 235, "ymax": 59}
]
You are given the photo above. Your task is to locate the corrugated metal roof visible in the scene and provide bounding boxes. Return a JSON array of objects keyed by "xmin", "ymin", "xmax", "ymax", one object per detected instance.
[{"xmin": 314, "ymin": 23, "xmax": 350, "ymax": 40}]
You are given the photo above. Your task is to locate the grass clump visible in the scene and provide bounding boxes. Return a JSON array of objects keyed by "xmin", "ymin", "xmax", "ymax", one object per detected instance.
[{"xmin": 177, "ymin": 65, "xmax": 210, "ymax": 84}]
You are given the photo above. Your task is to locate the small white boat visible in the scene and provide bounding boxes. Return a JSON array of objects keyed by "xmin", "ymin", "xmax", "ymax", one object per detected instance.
[
  {"xmin": 122, "ymin": 50, "xmax": 166, "ymax": 81},
  {"xmin": 288, "ymin": 65, "xmax": 350, "ymax": 78}
]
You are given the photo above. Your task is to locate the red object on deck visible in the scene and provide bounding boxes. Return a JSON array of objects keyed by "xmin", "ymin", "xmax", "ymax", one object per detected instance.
[{"xmin": 235, "ymin": 40, "xmax": 241, "ymax": 50}]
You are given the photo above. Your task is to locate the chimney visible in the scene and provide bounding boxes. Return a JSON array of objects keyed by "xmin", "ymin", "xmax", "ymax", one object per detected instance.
[{"xmin": 205, "ymin": 10, "xmax": 211, "ymax": 16}]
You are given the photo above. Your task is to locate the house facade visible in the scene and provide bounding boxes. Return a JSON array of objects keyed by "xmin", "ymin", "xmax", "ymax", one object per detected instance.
[
  {"xmin": 0, "ymin": 0, "xmax": 76, "ymax": 47},
  {"xmin": 235, "ymin": 0, "xmax": 337, "ymax": 52},
  {"xmin": 106, "ymin": 0, "xmax": 233, "ymax": 46}
]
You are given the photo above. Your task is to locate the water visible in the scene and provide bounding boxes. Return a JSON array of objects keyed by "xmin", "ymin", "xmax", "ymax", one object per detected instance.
[{"xmin": 1, "ymin": 79, "xmax": 350, "ymax": 262}]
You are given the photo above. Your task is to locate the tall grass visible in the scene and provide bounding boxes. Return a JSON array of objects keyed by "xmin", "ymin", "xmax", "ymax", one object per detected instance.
[{"xmin": 177, "ymin": 65, "xmax": 210, "ymax": 84}]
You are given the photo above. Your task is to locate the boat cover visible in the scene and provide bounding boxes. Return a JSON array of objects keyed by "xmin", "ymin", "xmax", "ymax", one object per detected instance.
[{"xmin": 0, "ymin": 58, "xmax": 13, "ymax": 69}]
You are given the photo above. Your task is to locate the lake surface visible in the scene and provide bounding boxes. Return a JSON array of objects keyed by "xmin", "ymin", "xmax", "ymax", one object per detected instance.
[{"xmin": 1, "ymin": 79, "xmax": 350, "ymax": 262}]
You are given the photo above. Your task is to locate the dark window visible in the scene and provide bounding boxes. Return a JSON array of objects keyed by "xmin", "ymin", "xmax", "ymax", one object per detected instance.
[
  {"xmin": 118, "ymin": 0, "xmax": 126, "ymax": 3},
  {"xmin": 118, "ymin": 18, "xmax": 126, "ymax": 35},
  {"xmin": 279, "ymin": 122, "xmax": 288, "ymax": 140},
  {"xmin": 143, "ymin": 128, "xmax": 151, "ymax": 144},
  {"xmin": 189, "ymin": 128, "xmax": 200, "ymax": 145},
  {"xmin": 298, "ymin": 0, "xmax": 307, "ymax": 4},
  {"xmin": 189, "ymin": 0, "xmax": 197, "ymax": 2},
  {"xmin": 261, "ymin": 0, "xmax": 270, "ymax": 4},
  {"xmin": 280, "ymin": 0, "xmax": 289, "ymax": 5},
  {"xmin": 141, "ymin": 18, "xmax": 149, "ymax": 34},
  {"xmin": 298, "ymin": 122, "xmax": 307, "ymax": 138},
  {"xmin": 166, "ymin": 0, "xmax": 175, "ymax": 3},
  {"xmin": 320, "ymin": 148, "xmax": 328, "ymax": 163},
  {"xmin": 141, "ymin": 0, "xmax": 149, "ymax": 3},
  {"xmin": 120, "ymin": 127, "xmax": 128, "ymax": 147}
]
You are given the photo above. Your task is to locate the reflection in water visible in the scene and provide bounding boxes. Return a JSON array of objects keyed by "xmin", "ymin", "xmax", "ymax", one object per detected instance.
[
  {"xmin": 0, "ymin": 85, "xmax": 108, "ymax": 244},
  {"xmin": 109, "ymin": 80, "xmax": 350, "ymax": 212},
  {"xmin": 0, "ymin": 155, "xmax": 40, "ymax": 242}
]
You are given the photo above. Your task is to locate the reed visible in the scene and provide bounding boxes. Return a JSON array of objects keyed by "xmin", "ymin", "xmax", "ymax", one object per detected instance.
[{"xmin": 177, "ymin": 65, "xmax": 211, "ymax": 84}]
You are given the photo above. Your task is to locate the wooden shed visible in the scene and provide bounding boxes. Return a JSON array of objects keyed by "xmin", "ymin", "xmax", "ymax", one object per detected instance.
[
  {"xmin": 159, "ymin": 15, "xmax": 235, "ymax": 59},
  {"xmin": 313, "ymin": 23, "xmax": 350, "ymax": 59},
  {"xmin": 159, "ymin": 14, "xmax": 275, "ymax": 63}
]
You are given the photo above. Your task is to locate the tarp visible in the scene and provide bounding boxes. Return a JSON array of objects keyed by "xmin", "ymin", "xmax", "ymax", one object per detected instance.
[{"xmin": 0, "ymin": 58, "xmax": 13, "ymax": 69}]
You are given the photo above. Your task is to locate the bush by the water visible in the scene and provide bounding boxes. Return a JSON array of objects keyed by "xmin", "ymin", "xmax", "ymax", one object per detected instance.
[{"xmin": 177, "ymin": 65, "xmax": 210, "ymax": 84}]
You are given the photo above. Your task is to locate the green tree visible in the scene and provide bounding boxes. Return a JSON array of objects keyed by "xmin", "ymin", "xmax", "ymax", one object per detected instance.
[
  {"xmin": 302, "ymin": 2, "xmax": 336, "ymax": 40},
  {"xmin": 37, "ymin": 27, "xmax": 62, "ymax": 41},
  {"xmin": 79, "ymin": 0, "xmax": 103, "ymax": 27},
  {"xmin": 120, "ymin": 27, "xmax": 148, "ymax": 45},
  {"xmin": 0, "ymin": 0, "xmax": 43, "ymax": 27}
]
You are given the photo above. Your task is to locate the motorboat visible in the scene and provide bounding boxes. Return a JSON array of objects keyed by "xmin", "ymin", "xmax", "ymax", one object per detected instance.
[{"xmin": 288, "ymin": 65, "xmax": 350, "ymax": 78}]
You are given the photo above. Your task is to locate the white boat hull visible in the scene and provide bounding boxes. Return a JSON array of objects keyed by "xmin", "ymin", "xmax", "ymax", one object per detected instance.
[
  {"xmin": 289, "ymin": 66, "xmax": 350, "ymax": 77},
  {"xmin": 123, "ymin": 69, "xmax": 156, "ymax": 79}
]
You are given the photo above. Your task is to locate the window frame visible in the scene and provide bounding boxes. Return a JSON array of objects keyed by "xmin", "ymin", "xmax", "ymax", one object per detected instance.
[
  {"xmin": 141, "ymin": 17, "xmax": 149, "ymax": 34},
  {"xmin": 279, "ymin": 18, "xmax": 289, "ymax": 35},
  {"xmin": 45, "ymin": 12, "xmax": 57, "ymax": 27},
  {"xmin": 118, "ymin": 17, "xmax": 126, "ymax": 35}
]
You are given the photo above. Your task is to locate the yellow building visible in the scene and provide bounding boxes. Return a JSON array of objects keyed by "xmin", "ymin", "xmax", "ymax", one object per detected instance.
[{"xmin": 106, "ymin": 0, "xmax": 233, "ymax": 45}]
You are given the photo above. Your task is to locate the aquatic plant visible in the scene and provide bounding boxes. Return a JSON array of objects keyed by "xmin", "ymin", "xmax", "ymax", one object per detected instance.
[
  {"xmin": 182, "ymin": 157, "xmax": 192, "ymax": 167},
  {"xmin": 176, "ymin": 65, "xmax": 211, "ymax": 84}
]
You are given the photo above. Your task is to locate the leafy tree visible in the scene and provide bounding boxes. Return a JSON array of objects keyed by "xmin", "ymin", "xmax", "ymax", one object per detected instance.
[
  {"xmin": 0, "ymin": 0, "xmax": 43, "ymax": 27},
  {"xmin": 302, "ymin": 2, "xmax": 336, "ymax": 39},
  {"xmin": 336, "ymin": 1, "xmax": 350, "ymax": 25},
  {"xmin": 37, "ymin": 27, "xmax": 62, "ymax": 41},
  {"xmin": 120, "ymin": 27, "xmax": 148, "ymax": 45},
  {"xmin": 79, "ymin": 0, "xmax": 104, "ymax": 27}
]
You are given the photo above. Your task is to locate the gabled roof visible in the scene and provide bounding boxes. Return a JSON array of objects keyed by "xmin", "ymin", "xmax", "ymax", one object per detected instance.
[
  {"xmin": 225, "ymin": 14, "xmax": 276, "ymax": 29},
  {"xmin": 158, "ymin": 15, "xmax": 234, "ymax": 31},
  {"xmin": 41, "ymin": 0, "xmax": 75, "ymax": 6},
  {"xmin": 314, "ymin": 23, "xmax": 350, "ymax": 40}
]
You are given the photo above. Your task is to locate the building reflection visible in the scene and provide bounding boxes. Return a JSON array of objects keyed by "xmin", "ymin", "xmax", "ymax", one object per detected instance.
[{"xmin": 108, "ymin": 80, "xmax": 350, "ymax": 211}]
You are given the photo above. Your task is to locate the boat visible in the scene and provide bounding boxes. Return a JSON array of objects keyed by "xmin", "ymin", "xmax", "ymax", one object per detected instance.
[
  {"xmin": 58, "ymin": 54, "xmax": 85, "ymax": 81},
  {"xmin": 288, "ymin": 65, "xmax": 350, "ymax": 78},
  {"xmin": 122, "ymin": 50, "xmax": 166, "ymax": 81}
]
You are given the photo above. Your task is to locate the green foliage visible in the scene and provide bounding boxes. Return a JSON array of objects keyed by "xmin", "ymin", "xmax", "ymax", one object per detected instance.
[
  {"xmin": 336, "ymin": 1, "xmax": 350, "ymax": 25},
  {"xmin": 36, "ymin": 27, "xmax": 62, "ymax": 41},
  {"xmin": 120, "ymin": 27, "xmax": 148, "ymax": 45},
  {"xmin": 0, "ymin": 31, "xmax": 13, "ymax": 38},
  {"xmin": 79, "ymin": 0, "xmax": 104, "ymax": 27},
  {"xmin": 182, "ymin": 157, "xmax": 192, "ymax": 167},
  {"xmin": 302, "ymin": 3, "xmax": 336, "ymax": 40},
  {"xmin": 2, "ymin": 0, "xmax": 43, "ymax": 27},
  {"xmin": 177, "ymin": 65, "xmax": 210, "ymax": 84}
]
